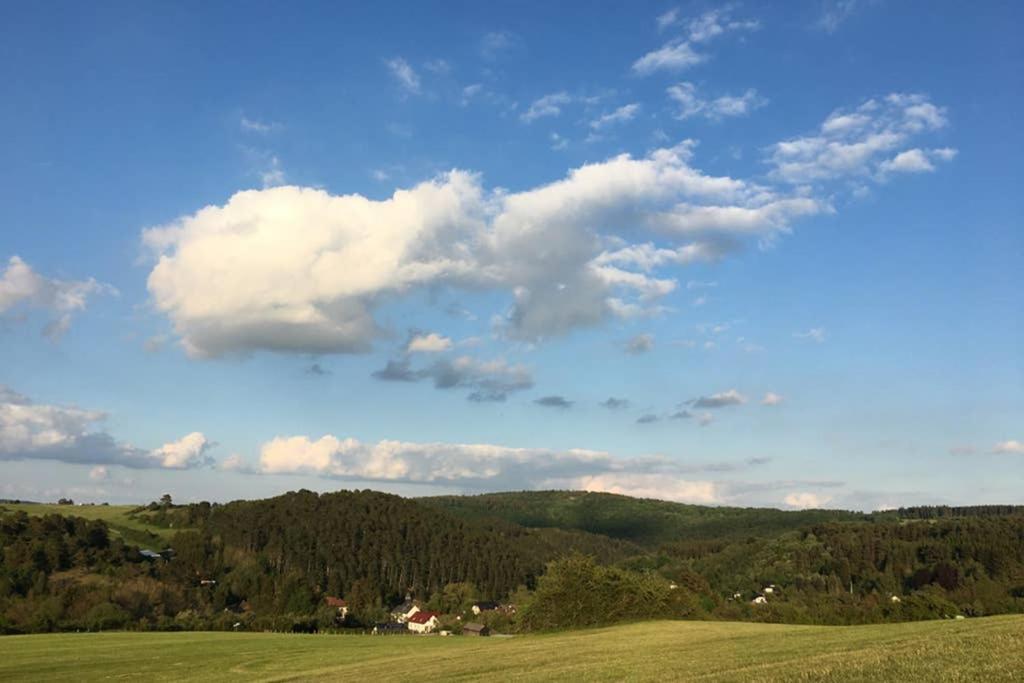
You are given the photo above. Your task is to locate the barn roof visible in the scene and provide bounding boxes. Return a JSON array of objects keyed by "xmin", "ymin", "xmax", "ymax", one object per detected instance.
[{"xmin": 407, "ymin": 611, "xmax": 440, "ymax": 624}]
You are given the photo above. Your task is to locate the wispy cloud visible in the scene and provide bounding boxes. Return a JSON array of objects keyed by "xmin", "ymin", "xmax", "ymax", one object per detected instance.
[
  {"xmin": 0, "ymin": 256, "xmax": 114, "ymax": 340},
  {"xmin": 794, "ymin": 327, "xmax": 827, "ymax": 343},
  {"xmin": 667, "ymin": 82, "xmax": 766, "ymax": 120},
  {"xmin": 385, "ymin": 57, "xmax": 421, "ymax": 95},
  {"xmin": 816, "ymin": 0, "xmax": 866, "ymax": 33},
  {"xmin": 690, "ymin": 389, "xmax": 747, "ymax": 408},
  {"xmin": 625, "ymin": 333, "xmax": 655, "ymax": 354},
  {"xmin": 600, "ymin": 397, "xmax": 630, "ymax": 410},
  {"xmin": 633, "ymin": 8, "xmax": 759, "ymax": 75},
  {"xmin": 993, "ymin": 440, "xmax": 1024, "ymax": 455},
  {"xmin": 240, "ymin": 116, "xmax": 280, "ymax": 134},
  {"xmin": 373, "ymin": 356, "xmax": 533, "ymax": 402},
  {"xmin": 590, "ymin": 103, "xmax": 641, "ymax": 130},
  {"xmin": 534, "ymin": 395, "xmax": 573, "ymax": 409},
  {"xmin": 481, "ymin": 31, "xmax": 517, "ymax": 59},
  {"xmin": 521, "ymin": 92, "xmax": 572, "ymax": 122}
]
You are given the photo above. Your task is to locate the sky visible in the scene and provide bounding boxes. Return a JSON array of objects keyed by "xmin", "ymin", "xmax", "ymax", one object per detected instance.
[{"xmin": 1, "ymin": 1, "xmax": 1021, "ymax": 510}]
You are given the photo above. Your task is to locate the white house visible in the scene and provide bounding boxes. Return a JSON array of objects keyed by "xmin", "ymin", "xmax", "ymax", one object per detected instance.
[
  {"xmin": 391, "ymin": 595, "xmax": 420, "ymax": 623},
  {"xmin": 407, "ymin": 611, "xmax": 441, "ymax": 633},
  {"xmin": 752, "ymin": 595, "xmax": 768, "ymax": 605},
  {"xmin": 471, "ymin": 601, "xmax": 499, "ymax": 615}
]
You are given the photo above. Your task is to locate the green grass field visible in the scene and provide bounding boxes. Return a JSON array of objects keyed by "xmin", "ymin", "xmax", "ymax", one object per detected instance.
[
  {"xmin": 0, "ymin": 503, "xmax": 178, "ymax": 547},
  {"xmin": 0, "ymin": 616, "xmax": 1020, "ymax": 682}
]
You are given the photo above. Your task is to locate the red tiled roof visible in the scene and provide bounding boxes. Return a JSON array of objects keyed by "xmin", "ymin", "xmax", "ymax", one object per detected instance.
[
  {"xmin": 325, "ymin": 597, "xmax": 347, "ymax": 608},
  {"xmin": 407, "ymin": 611, "xmax": 439, "ymax": 624}
]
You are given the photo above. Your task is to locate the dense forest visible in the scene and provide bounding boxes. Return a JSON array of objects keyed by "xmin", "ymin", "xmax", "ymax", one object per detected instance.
[{"xmin": 1, "ymin": 490, "xmax": 1023, "ymax": 634}]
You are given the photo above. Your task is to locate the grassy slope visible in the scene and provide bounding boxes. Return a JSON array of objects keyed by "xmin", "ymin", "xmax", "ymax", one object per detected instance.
[
  {"xmin": 421, "ymin": 490, "xmax": 867, "ymax": 546},
  {"xmin": 0, "ymin": 616, "xmax": 1020, "ymax": 682},
  {"xmin": 0, "ymin": 503, "xmax": 177, "ymax": 548}
]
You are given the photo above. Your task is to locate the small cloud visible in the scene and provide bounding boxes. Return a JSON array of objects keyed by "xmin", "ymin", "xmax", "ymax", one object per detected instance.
[
  {"xmin": 686, "ymin": 280, "xmax": 717, "ymax": 290},
  {"xmin": 260, "ymin": 156, "xmax": 285, "ymax": 188},
  {"xmin": 636, "ymin": 413, "xmax": 660, "ymax": 424},
  {"xmin": 371, "ymin": 169, "xmax": 390, "ymax": 182},
  {"xmin": 481, "ymin": 31, "xmax": 517, "ymax": 59},
  {"xmin": 590, "ymin": 103, "xmax": 641, "ymax": 130},
  {"xmin": 601, "ymin": 397, "xmax": 630, "ymax": 410},
  {"xmin": 385, "ymin": 57, "xmax": 421, "ymax": 95},
  {"xmin": 691, "ymin": 389, "xmax": 746, "ymax": 408},
  {"xmin": 521, "ymin": 92, "xmax": 572, "ymax": 123},
  {"xmin": 625, "ymin": 333, "xmax": 655, "ymax": 354},
  {"xmin": 761, "ymin": 392, "xmax": 784, "ymax": 406},
  {"xmin": 670, "ymin": 409, "xmax": 692, "ymax": 420},
  {"xmin": 993, "ymin": 440, "xmax": 1024, "ymax": 455},
  {"xmin": 0, "ymin": 256, "xmax": 115, "ymax": 340},
  {"xmin": 423, "ymin": 58, "xmax": 451, "ymax": 75},
  {"xmin": 816, "ymin": 0, "xmax": 864, "ymax": 33},
  {"xmin": 240, "ymin": 116, "xmax": 280, "ymax": 134},
  {"xmin": 784, "ymin": 492, "xmax": 832, "ymax": 509},
  {"xmin": 794, "ymin": 327, "xmax": 827, "ymax": 343},
  {"xmin": 633, "ymin": 40, "xmax": 706, "ymax": 75},
  {"xmin": 407, "ymin": 332, "xmax": 453, "ymax": 354},
  {"xmin": 534, "ymin": 395, "xmax": 573, "ymax": 409},
  {"xmin": 88, "ymin": 466, "xmax": 108, "ymax": 481},
  {"xmin": 307, "ymin": 363, "xmax": 330, "ymax": 376},
  {"xmin": 550, "ymin": 132, "xmax": 569, "ymax": 151},
  {"xmin": 372, "ymin": 359, "xmax": 419, "ymax": 382},
  {"xmin": 697, "ymin": 412, "xmax": 714, "ymax": 426},
  {"xmin": 657, "ymin": 8, "xmax": 680, "ymax": 31},
  {"xmin": 691, "ymin": 296, "xmax": 707, "ymax": 307},
  {"xmin": 746, "ymin": 456, "xmax": 771, "ymax": 466},
  {"xmin": 667, "ymin": 82, "xmax": 767, "ymax": 121}
]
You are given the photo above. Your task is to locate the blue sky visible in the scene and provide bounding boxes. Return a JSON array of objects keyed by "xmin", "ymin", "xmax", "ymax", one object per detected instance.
[{"xmin": 1, "ymin": 1, "xmax": 1021, "ymax": 509}]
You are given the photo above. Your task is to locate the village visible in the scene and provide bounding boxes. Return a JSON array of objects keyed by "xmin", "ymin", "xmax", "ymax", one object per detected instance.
[{"xmin": 319, "ymin": 594, "xmax": 512, "ymax": 637}]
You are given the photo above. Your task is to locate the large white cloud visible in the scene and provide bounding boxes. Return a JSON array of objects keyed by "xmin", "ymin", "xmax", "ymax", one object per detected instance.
[
  {"xmin": 0, "ymin": 385, "xmax": 210, "ymax": 470},
  {"xmin": 245, "ymin": 433, "xmax": 762, "ymax": 503},
  {"xmin": 0, "ymin": 256, "xmax": 113, "ymax": 339},
  {"xmin": 144, "ymin": 142, "xmax": 824, "ymax": 357}
]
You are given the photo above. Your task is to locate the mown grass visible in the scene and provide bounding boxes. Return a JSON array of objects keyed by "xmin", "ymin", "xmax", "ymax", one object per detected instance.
[
  {"xmin": 0, "ymin": 503, "xmax": 178, "ymax": 547},
  {"xmin": 0, "ymin": 615, "xmax": 1020, "ymax": 682}
]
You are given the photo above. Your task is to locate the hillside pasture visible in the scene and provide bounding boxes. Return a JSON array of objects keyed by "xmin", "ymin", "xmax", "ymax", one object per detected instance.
[
  {"xmin": 0, "ymin": 503, "xmax": 178, "ymax": 547},
  {"xmin": 0, "ymin": 615, "xmax": 1020, "ymax": 682}
]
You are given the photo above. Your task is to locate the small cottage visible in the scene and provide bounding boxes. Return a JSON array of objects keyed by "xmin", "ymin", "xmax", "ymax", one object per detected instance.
[
  {"xmin": 325, "ymin": 596, "xmax": 349, "ymax": 619},
  {"xmin": 463, "ymin": 622, "xmax": 490, "ymax": 636},
  {"xmin": 751, "ymin": 595, "xmax": 768, "ymax": 605}
]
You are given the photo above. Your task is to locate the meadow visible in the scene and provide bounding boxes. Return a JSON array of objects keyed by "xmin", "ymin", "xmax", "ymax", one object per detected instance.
[
  {"xmin": 0, "ymin": 503, "xmax": 176, "ymax": 547},
  {"xmin": 0, "ymin": 615, "xmax": 1020, "ymax": 682}
]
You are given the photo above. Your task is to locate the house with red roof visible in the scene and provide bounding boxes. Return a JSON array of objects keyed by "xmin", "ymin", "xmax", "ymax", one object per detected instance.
[
  {"xmin": 406, "ymin": 610, "xmax": 441, "ymax": 633},
  {"xmin": 324, "ymin": 596, "xmax": 349, "ymax": 619}
]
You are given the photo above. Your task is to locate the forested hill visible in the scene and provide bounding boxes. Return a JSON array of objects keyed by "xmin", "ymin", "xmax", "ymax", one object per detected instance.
[
  {"xmin": 3, "ymin": 490, "xmax": 1024, "ymax": 635},
  {"xmin": 157, "ymin": 489, "xmax": 641, "ymax": 603},
  {"xmin": 420, "ymin": 490, "xmax": 867, "ymax": 547}
]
